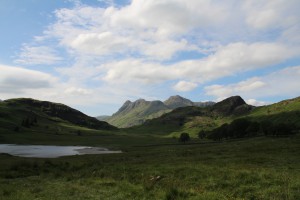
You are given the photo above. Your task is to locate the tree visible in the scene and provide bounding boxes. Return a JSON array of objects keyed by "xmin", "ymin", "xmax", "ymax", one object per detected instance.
[
  {"xmin": 209, "ymin": 123, "xmax": 228, "ymax": 141},
  {"xmin": 21, "ymin": 118, "xmax": 30, "ymax": 128},
  {"xmin": 14, "ymin": 126, "xmax": 20, "ymax": 132},
  {"xmin": 198, "ymin": 130, "xmax": 206, "ymax": 139},
  {"xmin": 179, "ymin": 132, "xmax": 190, "ymax": 143},
  {"xmin": 260, "ymin": 120, "xmax": 274, "ymax": 136},
  {"xmin": 246, "ymin": 121, "xmax": 260, "ymax": 136},
  {"xmin": 273, "ymin": 123, "xmax": 292, "ymax": 136},
  {"xmin": 228, "ymin": 118, "xmax": 250, "ymax": 138}
]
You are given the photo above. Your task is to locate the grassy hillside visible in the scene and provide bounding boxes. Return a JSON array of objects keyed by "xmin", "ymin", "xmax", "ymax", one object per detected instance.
[
  {"xmin": 128, "ymin": 96, "xmax": 300, "ymax": 138},
  {"xmin": 0, "ymin": 98, "xmax": 116, "ymax": 140},
  {"xmin": 129, "ymin": 96, "xmax": 253, "ymax": 137},
  {"xmin": 247, "ymin": 96, "xmax": 300, "ymax": 126}
]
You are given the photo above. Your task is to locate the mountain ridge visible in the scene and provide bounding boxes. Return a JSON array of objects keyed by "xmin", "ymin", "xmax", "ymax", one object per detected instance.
[
  {"xmin": 101, "ymin": 95, "xmax": 215, "ymax": 128},
  {"xmin": 130, "ymin": 95, "xmax": 300, "ymax": 138}
]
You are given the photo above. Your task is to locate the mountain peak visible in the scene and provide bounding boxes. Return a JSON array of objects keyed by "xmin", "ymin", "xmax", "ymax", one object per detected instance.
[
  {"xmin": 221, "ymin": 96, "xmax": 246, "ymax": 106},
  {"xmin": 124, "ymin": 100, "xmax": 132, "ymax": 104},
  {"xmin": 114, "ymin": 100, "xmax": 132, "ymax": 115},
  {"xmin": 212, "ymin": 96, "xmax": 252, "ymax": 115},
  {"xmin": 164, "ymin": 95, "xmax": 193, "ymax": 109},
  {"xmin": 167, "ymin": 95, "xmax": 185, "ymax": 100}
]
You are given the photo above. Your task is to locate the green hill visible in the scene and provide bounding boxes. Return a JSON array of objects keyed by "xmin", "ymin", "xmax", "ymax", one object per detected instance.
[
  {"xmin": 129, "ymin": 96, "xmax": 300, "ymax": 138},
  {"xmin": 247, "ymin": 96, "xmax": 300, "ymax": 126},
  {"xmin": 129, "ymin": 96, "xmax": 251, "ymax": 136},
  {"xmin": 0, "ymin": 98, "xmax": 117, "ymax": 138}
]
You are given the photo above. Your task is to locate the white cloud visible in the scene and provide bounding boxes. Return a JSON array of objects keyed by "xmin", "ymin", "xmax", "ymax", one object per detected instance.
[
  {"xmin": 101, "ymin": 42, "xmax": 294, "ymax": 85},
  {"xmin": 246, "ymin": 99, "xmax": 268, "ymax": 106},
  {"xmin": 109, "ymin": 0, "xmax": 229, "ymax": 35},
  {"xmin": 173, "ymin": 81, "xmax": 197, "ymax": 92},
  {"xmin": 38, "ymin": 1, "xmax": 231, "ymax": 61},
  {"xmin": 64, "ymin": 87, "xmax": 92, "ymax": 95},
  {"xmin": 15, "ymin": 45, "xmax": 62, "ymax": 65},
  {"xmin": 102, "ymin": 59, "xmax": 176, "ymax": 84},
  {"xmin": 0, "ymin": 64, "xmax": 57, "ymax": 93},
  {"xmin": 243, "ymin": 0, "xmax": 300, "ymax": 30},
  {"xmin": 205, "ymin": 66, "xmax": 300, "ymax": 101},
  {"xmin": 70, "ymin": 32, "xmax": 134, "ymax": 55}
]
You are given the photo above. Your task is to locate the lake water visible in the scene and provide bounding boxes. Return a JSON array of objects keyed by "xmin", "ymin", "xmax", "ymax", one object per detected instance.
[{"xmin": 0, "ymin": 144, "xmax": 121, "ymax": 158}]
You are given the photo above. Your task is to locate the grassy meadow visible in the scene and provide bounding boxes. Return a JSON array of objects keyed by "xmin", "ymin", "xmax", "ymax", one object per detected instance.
[
  {"xmin": 0, "ymin": 98, "xmax": 300, "ymax": 199},
  {"xmin": 0, "ymin": 131, "xmax": 299, "ymax": 199}
]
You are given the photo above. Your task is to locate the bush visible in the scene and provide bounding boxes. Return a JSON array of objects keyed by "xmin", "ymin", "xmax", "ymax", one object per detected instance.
[
  {"xmin": 198, "ymin": 130, "xmax": 206, "ymax": 139},
  {"xmin": 179, "ymin": 132, "xmax": 190, "ymax": 143}
]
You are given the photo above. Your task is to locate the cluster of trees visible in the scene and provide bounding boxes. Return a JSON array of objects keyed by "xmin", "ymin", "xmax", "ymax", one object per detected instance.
[
  {"xmin": 21, "ymin": 116, "xmax": 38, "ymax": 128},
  {"xmin": 178, "ymin": 132, "xmax": 190, "ymax": 143},
  {"xmin": 176, "ymin": 118, "xmax": 296, "ymax": 143},
  {"xmin": 207, "ymin": 118, "xmax": 295, "ymax": 141}
]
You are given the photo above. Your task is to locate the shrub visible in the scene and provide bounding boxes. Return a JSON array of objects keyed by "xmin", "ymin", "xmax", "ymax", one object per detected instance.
[{"xmin": 179, "ymin": 132, "xmax": 190, "ymax": 143}]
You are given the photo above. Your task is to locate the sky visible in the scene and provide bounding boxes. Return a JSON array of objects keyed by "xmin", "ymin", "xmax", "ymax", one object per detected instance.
[{"xmin": 0, "ymin": 0, "xmax": 300, "ymax": 116}]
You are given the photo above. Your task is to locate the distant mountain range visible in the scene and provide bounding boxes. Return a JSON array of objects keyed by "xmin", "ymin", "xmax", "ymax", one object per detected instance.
[
  {"xmin": 132, "ymin": 95, "xmax": 300, "ymax": 137},
  {"xmin": 97, "ymin": 95, "xmax": 215, "ymax": 128},
  {"xmin": 0, "ymin": 95, "xmax": 299, "ymax": 139}
]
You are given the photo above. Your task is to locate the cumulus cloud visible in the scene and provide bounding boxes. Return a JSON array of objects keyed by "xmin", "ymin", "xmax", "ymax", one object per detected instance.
[
  {"xmin": 102, "ymin": 59, "xmax": 175, "ymax": 84},
  {"xmin": 101, "ymin": 42, "xmax": 294, "ymax": 85},
  {"xmin": 70, "ymin": 32, "xmax": 134, "ymax": 55},
  {"xmin": 173, "ymin": 81, "xmax": 197, "ymax": 92},
  {"xmin": 243, "ymin": 0, "xmax": 300, "ymax": 30},
  {"xmin": 15, "ymin": 45, "xmax": 62, "ymax": 65},
  {"xmin": 109, "ymin": 0, "xmax": 229, "ymax": 35},
  {"xmin": 0, "ymin": 64, "xmax": 57, "ymax": 93},
  {"xmin": 205, "ymin": 66, "xmax": 300, "ymax": 101}
]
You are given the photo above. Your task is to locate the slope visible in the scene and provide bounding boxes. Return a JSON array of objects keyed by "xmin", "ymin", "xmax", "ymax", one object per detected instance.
[
  {"xmin": 129, "ymin": 96, "xmax": 253, "ymax": 136},
  {"xmin": 130, "ymin": 95, "xmax": 300, "ymax": 138},
  {"xmin": 247, "ymin": 96, "xmax": 300, "ymax": 126},
  {"xmin": 0, "ymin": 98, "xmax": 117, "ymax": 137}
]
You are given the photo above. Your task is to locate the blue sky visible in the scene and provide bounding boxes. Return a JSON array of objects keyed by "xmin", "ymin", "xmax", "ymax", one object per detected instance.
[{"xmin": 0, "ymin": 0, "xmax": 299, "ymax": 116}]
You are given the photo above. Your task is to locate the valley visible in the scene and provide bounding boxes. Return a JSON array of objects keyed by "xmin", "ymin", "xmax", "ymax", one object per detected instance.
[{"xmin": 0, "ymin": 95, "xmax": 299, "ymax": 199}]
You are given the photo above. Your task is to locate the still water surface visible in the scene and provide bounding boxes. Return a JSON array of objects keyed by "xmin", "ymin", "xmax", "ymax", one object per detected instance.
[{"xmin": 0, "ymin": 144, "xmax": 121, "ymax": 158}]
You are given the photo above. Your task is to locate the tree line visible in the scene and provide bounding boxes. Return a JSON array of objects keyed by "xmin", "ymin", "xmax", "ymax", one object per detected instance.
[{"xmin": 207, "ymin": 118, "xmax": 296, "ymax": 141}]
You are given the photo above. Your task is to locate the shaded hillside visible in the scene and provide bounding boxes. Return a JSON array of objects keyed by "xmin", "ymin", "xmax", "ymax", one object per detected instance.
[
  {"xmin": 104, "ymin": 95, "xmax": 215, "ymax": 128},
  {"xmin": 1, "ymin": 98, "xmax": 116, "ymax": 131},
  {"xmin": 130, "ymin": 96, "xmax": 251, "ymax": 135},
  {"xmin": 210, "ymin": 96, "xmax": 254, "ymax": 116},
  {"xmin": 131, "ymin": 95, "xmax": 300, "ymax": 138}
]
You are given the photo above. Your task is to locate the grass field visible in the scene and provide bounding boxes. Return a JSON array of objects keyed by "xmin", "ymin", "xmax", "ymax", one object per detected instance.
[
  {"xmin": 0, "ymin": 98, "xmax": 299, "ymax": 199},
  {"xmin": 0, "ymin": 132, "xmax": 299, "ymax": 199}
]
